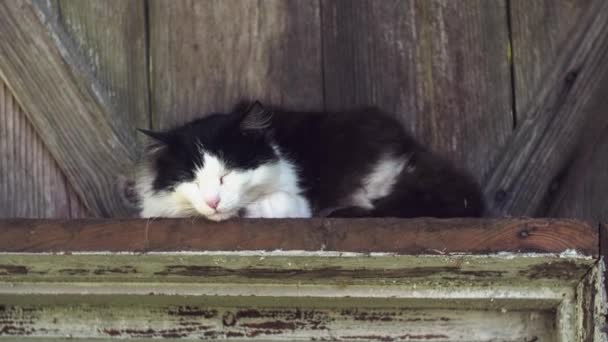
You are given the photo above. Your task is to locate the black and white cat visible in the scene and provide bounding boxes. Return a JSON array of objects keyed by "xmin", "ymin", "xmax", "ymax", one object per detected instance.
[{"xmin": 136, "ymin": 101, "xmax": 484, "ymax": 220}]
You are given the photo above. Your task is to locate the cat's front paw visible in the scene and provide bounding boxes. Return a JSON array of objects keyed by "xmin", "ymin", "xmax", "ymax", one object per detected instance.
[{"xmin": 244, "ymin": 192, "xmax": 311, "ymax": 218}]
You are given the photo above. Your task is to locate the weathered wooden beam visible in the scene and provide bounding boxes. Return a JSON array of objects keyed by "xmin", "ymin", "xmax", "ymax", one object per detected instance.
[
  {"xmin": 0, "ymin": 295, "xmax": 562, "ymax": 340},
  {"xmin": 0, "ymin": 218, "xmax": 598, "ymax": 255},
  {"xmin": 0, "ymin": 0, "xmax": 144, "ymax": 217},
  {"xmin": 0, "ymin": 219, "xmax": 599, "ymax": 340},
  {"xmin": 510, "ymin": 0, "xmax": 594, "ymax": 122},
  {"xmin": 52, "ymin": 0, "xmax": 150, "ymax": 147},
  {"xmin": 483, "ymin": 0, "xmax": 608, "ymax": 216},
  {"xmin": 575, "ymin": 258, "xmax": 607, "ymax": 342},
  {"xmin": 546, "ymin": 84, "xmax": 608, "ymax": 221},
  {"xmin": 0, "ymin": 80, "xmax": 88, "ymax": 218}
]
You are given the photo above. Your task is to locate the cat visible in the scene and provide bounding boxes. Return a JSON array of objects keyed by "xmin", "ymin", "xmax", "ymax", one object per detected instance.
[{"xmin": 135, "ymin": 101, "xmax": 484, "ymax": 220}]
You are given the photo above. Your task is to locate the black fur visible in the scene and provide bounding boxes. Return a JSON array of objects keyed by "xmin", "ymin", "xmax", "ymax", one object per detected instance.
[
  {"xmin": 140, "ymin": 101, "xmax": 484, "ymax": 218},
  {"xmin": 141, "ymin": 106, "xmax": 277, "ymax": 191}
]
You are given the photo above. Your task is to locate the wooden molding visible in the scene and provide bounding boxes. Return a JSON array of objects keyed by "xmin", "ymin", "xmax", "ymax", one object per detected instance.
[
  {"xmin": 0, "ymin": 218, "xmax": 601, "ymax": 340},
  {"xmin": 0, "ymin": 218, "xmax": 598, "ymax": 256},
  {"xmin": 483, "ymin": 0, "xmax": 608, "ymax": 216},
  {"xmin": 0, "ymin": 0, "xmax": 142, "ymax": 217}
]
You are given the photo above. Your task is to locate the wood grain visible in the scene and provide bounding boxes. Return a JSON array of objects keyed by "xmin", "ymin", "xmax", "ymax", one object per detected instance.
[
  {"xmin": 0, "ymin": 1, "xmax": 145, "ymax": 217},
  {"xmin": 483, "ymin": 0, "xmax": 608, "ymax": 216},
  {"xmin": 0, "ymin": 81, "xmax": 88, "ymax": 218},
  {"xmin": 510, "ymin": 0, "xmax": 608, "ymax": 221},
  {"xmin": 0, "ymin": 219, "xmax": 147, "ymax": 252},
  {"xmin": 577, "ymin": 262, "xmax": 604, "ymax": 342},
  {"xmin": 0, "ymin": 218, "xmax": 598, "ymax": 256},
  {"xmin": 321, "ymin": 0, "xmax": 512, "ymax": 181},
  {"xmin": 510, "ymin": 0, "xmax": 594, "ymax": 122},
  {"xmin": 546, "ymin": 80, "xmax": 608, "ymax": 221},
  {"xmin": 54, "ymin": 0, "xmax": 150, "ymax": 147},
  {"xmin": 149, "ymin": 0, "xmax": 323, "ymax": 129},
  {"xmin": 0, "ymin": 303, "xmax": 557, "ymax": 341}
]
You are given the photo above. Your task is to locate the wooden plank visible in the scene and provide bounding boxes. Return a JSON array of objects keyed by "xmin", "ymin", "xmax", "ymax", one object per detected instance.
[
  {"xmin": 510, "ymin": 0, "xmax": 608, "ymax": 221},
  {"xmin": 0, "ymin": 218, "xmax": 598, "ymax": 255},
  {"xmin": 149, "ymin": 0, "xmax": 323, "ymax": 129},
  {"xmin": 321, "ymin": 0, "xmax": 512, "ymax": 181},
  {"xmin": 0, "ymin": 81, "xmax": 87, "ymax": 218},
  {"xmin": 510, "ymin": 0, "xmax": 594, "ymax": 121},
  {"xmin": 483, "ymin": 0, "xmax": 608, "ymax": 216},
  {"xmin": 546, "ymin": 78, "xmax": 608, "ymax": 221},
  {"xmin": 0, "ymin": 302, "xmax": 557, "ymax": 341},
  {"xmin": 0, "ymin": 284, "xmax": 571, "ymax": 310},
  {"xmin": 53, "ymin": 0, "xmax": 150, "ymax": 146},
  {"xmin": 576, "ymin": 260, "xmax": 608, "ymax": 342},
  {"xmin": 0, "ymin": 219, "xmax": 596, "ymax": 341},
  {"xmin": 0, "ymin": 252, "xmax": 595, "ymax": 287},
  {"xmin": 0, "ymin": 1, "xmax": 144, "ymax": 217}
]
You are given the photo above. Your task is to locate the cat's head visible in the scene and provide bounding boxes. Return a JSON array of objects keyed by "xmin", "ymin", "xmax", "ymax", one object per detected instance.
[{"xmin": 136, "ymin": 101, "xmax": 280, "ymax": 221}]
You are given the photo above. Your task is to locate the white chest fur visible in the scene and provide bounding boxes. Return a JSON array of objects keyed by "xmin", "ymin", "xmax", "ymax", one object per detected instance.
[
  {"xmin": 244, "ymin": 192, "xmax": 311, "ymax": 218},
  {"xmin": 350, "ymin": 154, "xmax": 408, "ymax": 209}
]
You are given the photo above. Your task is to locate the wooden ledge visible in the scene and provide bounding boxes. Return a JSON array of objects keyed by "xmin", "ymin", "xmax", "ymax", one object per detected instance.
[
  {"xmin": 0, "ymin": 218, "xmax": 598, "ymax": 256},
  {"xmin": 0, "ymin": 219, "xmax": 604, "ymax": 340}
]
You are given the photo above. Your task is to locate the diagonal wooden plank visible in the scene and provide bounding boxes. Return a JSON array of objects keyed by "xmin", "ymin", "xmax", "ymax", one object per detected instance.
[
  {"xmin": 0, "ymin": 0, "xmax": 146, "ymax": 217},
  {"xmin": 53, "ymin": 0, "xmax": 150, "ymax": 147},
  {"xmin": 0, "ymin": 80, "xmax": 88, "ymax": 218},
  {"xmin": 545, "ymin": 74, "xmax": 608, "ymax": 221},
  {"xmin": 509, "ymin": 0, "xmax": 608, "ymax": 221},
  {"xmin": 149, "ymin": 0, "xmax": 323, "ymax": 129},
  {"xmin": 321, "ymin": 0, "xmax": 512, "ymax": 182},
  {"xmin": 483, "ymin": 0, "xmax": 608, "ymax": 216},
  {"xmin": 510, "ymin": 0, "xmax": 594, "ymax": 123}
]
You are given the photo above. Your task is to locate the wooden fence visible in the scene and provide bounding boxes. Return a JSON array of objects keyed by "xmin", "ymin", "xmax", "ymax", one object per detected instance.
[{"xmin": 1, "ymin": 0, "xmax": 608, "ymax": 220}]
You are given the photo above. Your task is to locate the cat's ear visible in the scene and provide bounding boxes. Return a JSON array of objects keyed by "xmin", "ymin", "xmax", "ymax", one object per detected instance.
[
  {"xmin": 137, "ymin": 128, "xmax": 171, "ymax": 144},
  {"xmin": 239, "ymin": 101, "xmax": 272, "ymax": 131}
]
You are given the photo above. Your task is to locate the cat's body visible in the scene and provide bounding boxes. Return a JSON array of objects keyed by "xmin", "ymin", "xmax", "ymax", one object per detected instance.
[{"xmin": 136, "ymin": 101, "xmax": 484, "ymax": 220}]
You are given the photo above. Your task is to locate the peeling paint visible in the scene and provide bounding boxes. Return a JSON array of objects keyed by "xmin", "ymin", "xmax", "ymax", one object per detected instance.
[{"xmin": 0, "ymin": 304, "xmax": 557, "ymax": 340}]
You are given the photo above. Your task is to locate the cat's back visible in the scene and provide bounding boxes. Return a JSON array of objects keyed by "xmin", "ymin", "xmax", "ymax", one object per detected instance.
[
  {"xmin": 272, "ymin": 106, "xmax": 414, "ymax": 150},
  {"xmin": 271, "ymin": 107, "xmax": 419, "ymax": 210}
]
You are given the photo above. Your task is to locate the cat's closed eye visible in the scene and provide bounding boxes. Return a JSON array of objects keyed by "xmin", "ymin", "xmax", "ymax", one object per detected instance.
[{"xmin": 220, "ymin": 172, "xmax": 231, "ymax": 185}]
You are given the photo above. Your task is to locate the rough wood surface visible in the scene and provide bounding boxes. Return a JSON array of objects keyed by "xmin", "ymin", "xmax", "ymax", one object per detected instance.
[
  {"xmin": 53, "ymin": 0, "xmax": 150, "ymax": 147},
  {"xmin": 576, "ymin": 260, "xmax": 608, "ymax": 342},
  {"xmin": 0, "ymin": 218, "xmax": 597, "ymax": 255},
  {"xmin": 149, "ymin": 0, "xmax": 323, "ymax": 129},
  {"xmin": 0, "ymin": 81, "xmax": 87, "ymax": 218},
  {"xmin": 510, "ymin": 0, "xmax": 594, "ymax": 122},
  {"xmin": 510, "ymin": 0, "xmax": 608, "ymax": 221},
  {"xmin": 546, "ymin": 82, "xmax": 608, "ymax": 221},
  {"xmin": 0, "ymin": 0, "xmax": 142, "ymax": 217},
  {"xmin": 1, "ymin": 253, "xmax": 594, "ymax": 288},
  {"xmin": 482, "ymin": 0, "xmax": 608, "ymax": 216},
  {"xmin": 321, "ymin": 0, "xmax": 512, "ymax": 181},
  {"xmin": 0, "ymin": 218, "xmax": 598, "ymax": 340},
  {"xmin": 0, "ymin": 303, "xmax": 557, "ymax": 341}
]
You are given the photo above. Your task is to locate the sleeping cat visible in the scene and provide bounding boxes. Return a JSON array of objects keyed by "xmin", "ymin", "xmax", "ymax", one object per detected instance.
[{"xmin": 136, "ymin": 101, "xmax": 484, "ymax": 220}]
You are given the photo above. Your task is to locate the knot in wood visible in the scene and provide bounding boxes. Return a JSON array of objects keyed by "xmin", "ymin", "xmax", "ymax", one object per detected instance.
[{"xmin": 564, "ymin": 69, "xmax": 579, "ymax": 86}]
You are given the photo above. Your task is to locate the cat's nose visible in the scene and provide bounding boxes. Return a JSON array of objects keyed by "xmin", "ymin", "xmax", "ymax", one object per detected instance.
[{"xmin": 205, "ymin": 196, "xmax": 220, "ymax": 210}]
